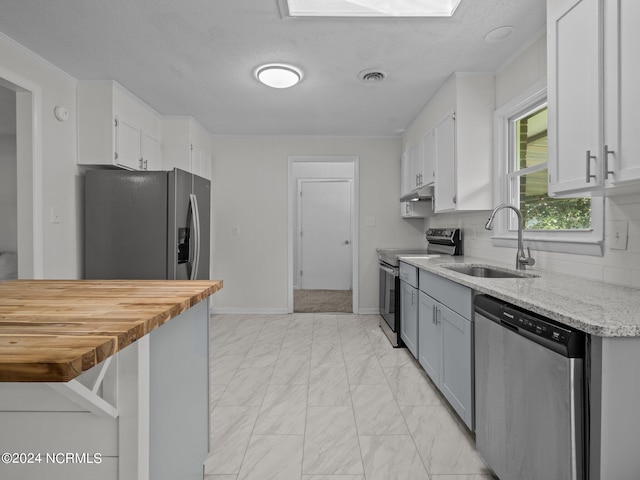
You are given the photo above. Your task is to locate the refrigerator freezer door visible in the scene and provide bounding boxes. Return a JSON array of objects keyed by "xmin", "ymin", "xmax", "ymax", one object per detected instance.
[{"xmin": 85, "ymin": 170, "xmax": 168, "ymax": 279}]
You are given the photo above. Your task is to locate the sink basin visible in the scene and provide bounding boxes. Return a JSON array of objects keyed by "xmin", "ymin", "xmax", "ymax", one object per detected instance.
[{"xmin": 442, "ymin": 264, "xmax": 538, "ymax": 279}]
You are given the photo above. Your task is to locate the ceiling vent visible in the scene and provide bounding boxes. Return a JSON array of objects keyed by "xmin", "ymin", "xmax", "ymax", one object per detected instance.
[{"xmin": 359, "ymin": 69, "xmax": 386, "ymax": 83}]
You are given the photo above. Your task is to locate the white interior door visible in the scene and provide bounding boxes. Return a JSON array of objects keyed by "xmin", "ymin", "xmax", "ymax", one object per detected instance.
[{"xmin": 299, "ymin": 179, "xmax": 352, "ymax": 290}]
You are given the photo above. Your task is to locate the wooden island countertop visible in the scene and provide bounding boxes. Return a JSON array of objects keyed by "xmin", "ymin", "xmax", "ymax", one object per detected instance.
[{"xmin": 0, "ymin": 279, "xmax": 222, "ymax": 382}]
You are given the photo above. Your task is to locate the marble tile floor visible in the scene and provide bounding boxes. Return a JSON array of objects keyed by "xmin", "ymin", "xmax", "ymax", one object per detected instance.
[{"xmin": 204, "ymin": 313, "xmax": 494, "ymax": 480}]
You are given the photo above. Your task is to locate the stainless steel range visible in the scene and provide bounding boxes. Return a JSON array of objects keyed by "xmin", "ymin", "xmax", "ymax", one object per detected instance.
[{"xmin": 378, "ymin": 228, "xmax": 462, "ymax": 347}]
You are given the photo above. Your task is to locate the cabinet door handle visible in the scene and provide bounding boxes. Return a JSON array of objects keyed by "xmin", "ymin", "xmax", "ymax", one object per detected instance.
[
  {"xmin": 585, "ymin": 150, "xmax": 597, "ymax": 183},
  {"xmin": 432, "ymin": 304, "xmax": 436, "ymax": 324},
  {"xmin": 603, "ymin": 144, "xmax": 615, "ymax": 179}
]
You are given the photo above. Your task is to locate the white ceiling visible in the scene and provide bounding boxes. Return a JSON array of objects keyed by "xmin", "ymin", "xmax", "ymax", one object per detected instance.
[{"xmin": 0, "ymin": 0, "xmax": 545, "ymax": 136}]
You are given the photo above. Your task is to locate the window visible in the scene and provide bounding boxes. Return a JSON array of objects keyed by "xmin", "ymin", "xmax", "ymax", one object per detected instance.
[{"xmin": 493, "ymin": 80, "xmax": 603, "ymax": 256}]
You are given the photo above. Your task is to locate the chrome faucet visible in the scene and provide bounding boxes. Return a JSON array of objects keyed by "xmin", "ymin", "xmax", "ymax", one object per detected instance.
[{"xmin": 485, "ymin": 204, "xmax": 535, "ymax": 271}]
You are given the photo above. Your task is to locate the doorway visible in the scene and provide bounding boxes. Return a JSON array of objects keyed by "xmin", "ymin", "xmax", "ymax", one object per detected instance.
[
  {"xmin": 288, "ymin": 156, "xmax": 359, "ymax": 314},
  {"xmin": 0, "ymin": 67, "xmax": 44, "ymax": 279},
  {"xmin": 0, "ymin": 85, "xmax": 18, "ymax": 280}
]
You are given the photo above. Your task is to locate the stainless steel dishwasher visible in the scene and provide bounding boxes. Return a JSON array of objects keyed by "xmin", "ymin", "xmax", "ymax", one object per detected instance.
[{"xmin": 474, "ymin": 295, "xmax": 586, "ymax": 480}]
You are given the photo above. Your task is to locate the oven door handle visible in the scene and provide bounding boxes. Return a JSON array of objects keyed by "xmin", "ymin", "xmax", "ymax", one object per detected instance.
[{"xmin": 379, "ymin": 264, "xmax": 397, "ymax": 276}]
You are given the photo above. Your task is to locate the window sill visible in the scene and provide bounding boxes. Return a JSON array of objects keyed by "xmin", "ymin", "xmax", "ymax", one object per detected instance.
[{"xmin": 491, "ymin": 235, "xmax": 604, "ymax": 257}]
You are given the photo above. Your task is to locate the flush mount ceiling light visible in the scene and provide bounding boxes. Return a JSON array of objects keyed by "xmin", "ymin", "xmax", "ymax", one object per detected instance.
[
  {"xmin": 256, "ymin": 64, "xmax": 302, "ymax": 89},
  {"xmin": 484, "ymin": 26, "xmax": 515, "ymax": 43},
  {"xmin": 280, "ymin": 0, "xmax": 462, "ymax": 17}
]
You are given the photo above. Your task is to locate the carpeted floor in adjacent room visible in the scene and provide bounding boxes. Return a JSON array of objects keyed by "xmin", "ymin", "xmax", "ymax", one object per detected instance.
[{"xmin": 293, "ymin": 289, "xmax": 352, "ymax": 313}]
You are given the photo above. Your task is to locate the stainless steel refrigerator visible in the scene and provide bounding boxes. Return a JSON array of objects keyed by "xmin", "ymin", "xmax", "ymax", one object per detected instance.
[{"xmin": 84, "ymin": 168, "xmax": 210, "ymax": 280}]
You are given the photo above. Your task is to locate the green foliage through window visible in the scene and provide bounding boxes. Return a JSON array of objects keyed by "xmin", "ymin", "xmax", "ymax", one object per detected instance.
[{"xmin": 510, "ymin": 105, "xmax": 591, "ymax": 231}]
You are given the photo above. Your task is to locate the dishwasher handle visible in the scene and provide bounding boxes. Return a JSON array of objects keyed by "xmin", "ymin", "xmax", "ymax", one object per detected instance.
[{"xmin": 500, "ymin": 319, "xmax": 519, "ymax": 333}]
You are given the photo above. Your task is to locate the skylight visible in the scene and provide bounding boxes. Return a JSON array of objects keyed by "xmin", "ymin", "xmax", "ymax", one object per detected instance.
[{"xmin": 283, "ymin": 0, "xmax": 462, "ymax": 17}]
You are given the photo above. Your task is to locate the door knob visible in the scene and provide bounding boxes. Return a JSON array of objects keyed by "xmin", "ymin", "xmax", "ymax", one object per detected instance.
[{"xmin": 344, "ymin": 240, "xmax": 350, "ymax": 245}]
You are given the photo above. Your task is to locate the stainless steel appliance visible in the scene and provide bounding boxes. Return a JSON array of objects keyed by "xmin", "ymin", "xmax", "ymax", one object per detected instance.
[
  {"xmin": 378, "ymin": 228, "xmax": 462, "ymax": 347},
  {"xmin": 84, "ymin": 168, "xmax": 210, "ymax": 280},
  {"xmin": 474, "ymin": 295, "xmax": 586, "ymax": 480}
]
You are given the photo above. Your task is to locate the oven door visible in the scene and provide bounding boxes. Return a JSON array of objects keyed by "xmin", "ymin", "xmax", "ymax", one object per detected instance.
[{"xmin": 379, "ymin": 263, "xmax": 398, "ymax": 331}]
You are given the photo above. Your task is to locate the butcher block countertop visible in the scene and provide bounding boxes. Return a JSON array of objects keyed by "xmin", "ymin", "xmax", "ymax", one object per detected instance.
[{"xmin": 0, "ymin": 279, "xmax": 222, "ymax": 383}]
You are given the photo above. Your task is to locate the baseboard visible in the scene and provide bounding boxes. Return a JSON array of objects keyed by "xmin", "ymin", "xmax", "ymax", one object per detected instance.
[
  {"xmin": 210, "ymin": 307, "xmax": 291, "ymax": 315},
  {"xmin": 211, "ymin": 306, "xmax": 379, "ymax": 315}
]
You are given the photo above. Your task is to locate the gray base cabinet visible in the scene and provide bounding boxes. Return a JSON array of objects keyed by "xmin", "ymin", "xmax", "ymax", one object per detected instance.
[
  {"xmin": 418, "ymin": 269, "xmax": 474, "ymax": 430},
  {"xmin": 400, "ymin": 280, "xmax": 418, "ymax": 357},
  {"xmin": 399, "ymin": 262, "xmax": 420, "ymax": 358}
]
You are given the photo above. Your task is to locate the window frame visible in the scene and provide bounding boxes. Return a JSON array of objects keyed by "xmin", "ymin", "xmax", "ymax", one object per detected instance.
[{"xmin": 492, "ymin": 79, "xmax": 604, "ymax": 256}]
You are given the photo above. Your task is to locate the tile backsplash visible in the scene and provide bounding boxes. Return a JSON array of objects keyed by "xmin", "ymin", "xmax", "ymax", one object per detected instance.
[{"xmin": 426, "ymin": 193, "xmax": 640, "ymax": 289}]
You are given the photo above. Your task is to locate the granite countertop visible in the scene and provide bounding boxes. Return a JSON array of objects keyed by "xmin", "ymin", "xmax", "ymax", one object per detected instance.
[
  {"xmin": 0, "ymin": 279, "xmax": 223, "ymax": 382},
  {"xmin": 398, "ymin": 255, "xmax": 640, "ymax": 337}
]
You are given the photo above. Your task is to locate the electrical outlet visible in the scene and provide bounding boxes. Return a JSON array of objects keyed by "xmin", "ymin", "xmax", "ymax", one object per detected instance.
[
  {"xmin": 231, "ymin": 226, "xmax": 240, "ymax": 236},
  {"xmin": 610, "ymin": 220, "xmax": 628, "ymax": 250},
  {"xmin": 365, "ymin": 216, "xmax": 376, "ymax": 227}
]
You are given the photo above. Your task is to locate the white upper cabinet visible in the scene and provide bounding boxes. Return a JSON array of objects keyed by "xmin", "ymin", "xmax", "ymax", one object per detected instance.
[
  {"xmin": 422, "ymin": 129, "xmax": 435, "ymax": 187},
  {"xmin": 77, "ymin": 81, "xmax": 161, "ymax": 170},
  {"xmin": 162, "ymin": 116, "xmax": 212, "ymax": 179},
  {"xmin": 400, "ymin": 150, "xmax": 411, "ymax": 196},
  {"xmin": 431, "ymin": 74, "xmax": 494, "ymax": 213},
  {"xmin": 547, "ymin": 0, "xmax": 602, "ymax": 194},
  {"xmin": 401, "ymin": 73, "xmax": 494, "ymax": 214},
  {"xmin": 409, "ymin": 140, "xmax": 424, "ymax": 190},
  {"xmin": 434, "ymin": 112, "xmax": 456, "ymax": 212},
  {"xmin": 549, "ymin": 0, "xmax": 640, "ymax": 195},
  {"xmin": 603, "ymin": 0, "xmax": 640, "ymax": 187}
]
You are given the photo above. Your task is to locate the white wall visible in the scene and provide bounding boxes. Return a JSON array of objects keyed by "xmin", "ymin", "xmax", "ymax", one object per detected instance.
[
  {"xmin": 0, "ymin": 134, "xmax": 17, "ymax": 252},
  {"xmin": 0, "ymin": 33, "xmax": 80, "ymax": 279},
  {"xmin": 210, "ymin": 136, "xmax": 425, "ymax": 313},
  {"xmin": 424, "ymin": 33, "xmax": 640, "ymax": 288}
]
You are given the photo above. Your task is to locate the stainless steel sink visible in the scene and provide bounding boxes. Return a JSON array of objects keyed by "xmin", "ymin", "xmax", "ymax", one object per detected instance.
[{"xmin": 442, "ymin": 264, "xmax": 538, "ymax": 279}]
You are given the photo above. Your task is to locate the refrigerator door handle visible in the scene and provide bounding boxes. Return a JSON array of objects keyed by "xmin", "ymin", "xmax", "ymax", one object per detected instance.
[{"xmin": 189, "ymin": 193, "xmax": 200, "ymax": 280}]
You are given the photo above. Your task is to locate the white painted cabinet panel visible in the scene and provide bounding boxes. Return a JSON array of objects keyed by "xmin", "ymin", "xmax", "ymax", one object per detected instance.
[
  {"xmin": 603, "ymin": 0, "xmax": 640, "ymax": 187},
  {"xmin": 78, "ymin": 81, "xmax": 161, "ymax": 171},
  {"xmin": 548, "ymin": 0, "xmax": 602, "ymax": 194},
  {"xmin": 422, "ymin": 129, "xmax": 435, "ymax": 187},
  {"xmin": 162, "ymin": 116, "xmax": 212, "ymax": 178},
  {"xmin": 409, "ymin": 140, "xmax": 424, "ymax": 191},
  {"xmin": 142, "ymin": 131, "xmax": 162, "ymax": 171},
  {"xmin": 116, "ymin": 115, "xmax": 142, "ymax": 170},
  {"xmin": 549, "ymin": 0, "xmax": 640, "ymax": 195},
  {"xmin": 434, "ymin": 112, "xmax": 456, "ymax": 212}
]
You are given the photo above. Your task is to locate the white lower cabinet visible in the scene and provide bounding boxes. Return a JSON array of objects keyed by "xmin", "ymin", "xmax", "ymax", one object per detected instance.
[{"xmin": 418, "ymin": 270, "xmax": 474, "ymax": 430}]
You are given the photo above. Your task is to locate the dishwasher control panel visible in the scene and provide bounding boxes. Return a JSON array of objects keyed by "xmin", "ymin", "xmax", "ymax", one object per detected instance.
[
  {"xmin": 474, "ymin": 295, "xmax": 585, "ymax": 358},
  {"xmin": 500, "ymin": 308, "xmax": 571, "ymax": 345}
]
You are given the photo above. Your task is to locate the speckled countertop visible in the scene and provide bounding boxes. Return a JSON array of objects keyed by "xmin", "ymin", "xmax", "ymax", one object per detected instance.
[{"xmin": 397, "ymin": 255, "xmax": 640, "ymax": 337}]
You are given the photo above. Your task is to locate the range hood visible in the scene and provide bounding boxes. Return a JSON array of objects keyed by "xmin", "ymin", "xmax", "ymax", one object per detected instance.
[{"xmin": 400, "ymin": 185, "xmax": 434, "ymax": 202}]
